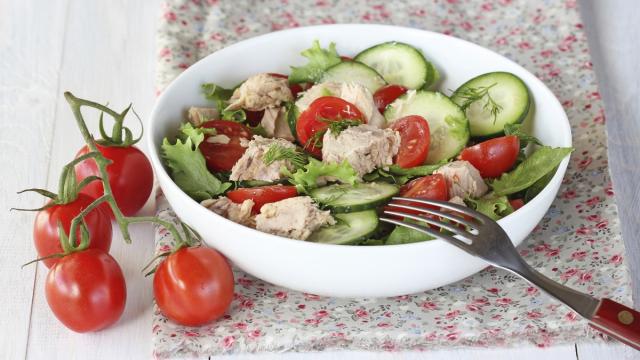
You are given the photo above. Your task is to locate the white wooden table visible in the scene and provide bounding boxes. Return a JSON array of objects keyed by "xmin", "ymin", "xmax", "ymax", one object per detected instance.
[{"xmin": 0, "ymin": 0, "xmax": 637, "ymax": 359}]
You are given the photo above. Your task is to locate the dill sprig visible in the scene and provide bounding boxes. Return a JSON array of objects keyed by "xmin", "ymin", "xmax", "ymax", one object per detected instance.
[
  {"xmin": 456, "ymin": 83, "xmax": 503, "ymax": 124},
  {"xmin": 263, "ymin": 144, "xmax": 308, "ymax": 169}
]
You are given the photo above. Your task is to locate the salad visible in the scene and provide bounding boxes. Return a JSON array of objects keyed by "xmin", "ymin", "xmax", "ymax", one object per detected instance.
[{"xmin": 162, "ymin": 40, "xmax": 572, "ymax": 246}]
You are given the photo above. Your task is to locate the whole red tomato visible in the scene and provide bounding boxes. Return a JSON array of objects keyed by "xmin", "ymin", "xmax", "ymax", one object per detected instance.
[
  {"xmin": 45, "ymin": 249, "xmax": 126, "ymax": 333},
  {"xmin": 154, "ymin": 247, "xmax": 234, "ymax": 326},
  {"xmin": 75, "ymin": 144, "xmax": 153, "ymax": 217},
  {"xmin": 34, "ymin": 193, "xmax": 112, "ymax": 268}
]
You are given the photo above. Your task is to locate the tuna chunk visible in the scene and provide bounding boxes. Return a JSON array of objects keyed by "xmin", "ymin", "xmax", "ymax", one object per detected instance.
[
  {"xmin": 201, "ymin": 196, "xmax": 255, "ymax": 227},
  {"xmin": 229, "ymin": 136, "xmax": 296, "ymax": 182},
  {"xmin": 227, "ymin": 73, "xmax": 293, "ymax": 111},
  {"xmin": 187, "ymin": 107, "xmax": 218, "ymax": 127},
  {"xmin": 435, "ymin": 161, "xmax": 488, "ymax": 199},
  {"xmin": 321, "ymin": 124, "xmax": 400, "ymax": 178},
  {"xmin": 260, "ymin": 106, "xmax": 295, "ymax": 141},
  {"xmin": 255, "ymin": 196, "xmax": 335, "ymax": 240},
  {"xmin": 296, "ymin": 82, "xmax": 386, "ymax": 128}
]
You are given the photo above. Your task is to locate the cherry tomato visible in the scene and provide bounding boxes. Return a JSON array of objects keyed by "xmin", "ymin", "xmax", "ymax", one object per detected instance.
[
  {"xmin": 75, "ymin": 144, "xmax": 153, "ymax": 217},
  {"xmin": 269, "ymin": 73, "xmax": 305, "ymax": 98},
  {"xmin": 459, "ymin": 135, "xmax": 520, "ymax": 178},
  {"xmin": 373, "ymin": 84, "xmax": 408, "ymax": 113},
  {"xmin": 199, "ymin": 120, "xmax": 253, "ymax": 172},
  {"xmin": 45, "ymin": 249, "xmax": 126, "ymax": 332},
  {"xmin": 509, "ymin": 198, "xmax": 525, "ymax": 210},
  {"xmin": 296, "ymin": 96, "xmax": 365, "ymax": 157},
  {"xmin": 391, "ymin": 115, "xmax": 430, "ymax": 168},
  {"xmin": 227, "ymin": 185, "xmax": 298, "ymax": 213},
  {"xmin": 34, "ymin": 193, "xmax": 112, "ymax": 268},
  {"xmin": 154, "ymin": 247, "xmax": 234, "ymax": 326},
  {"xmin": 340, "ymin": 56, "xmax": 353, "ymax": 61},
  {"xmin": 400, "ymin": 174, "xmax": 449, "ymax": 200}
]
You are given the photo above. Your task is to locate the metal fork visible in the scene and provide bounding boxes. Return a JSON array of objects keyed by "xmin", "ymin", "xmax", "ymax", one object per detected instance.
[{"xmin": 381, "ymin": 197, "xmax": 640, "ymax": 350}]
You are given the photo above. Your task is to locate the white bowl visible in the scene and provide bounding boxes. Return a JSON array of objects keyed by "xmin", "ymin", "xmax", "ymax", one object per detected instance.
[{"xmin": 148, "ymin": 24, "xmax": 571, "ymax": 298}]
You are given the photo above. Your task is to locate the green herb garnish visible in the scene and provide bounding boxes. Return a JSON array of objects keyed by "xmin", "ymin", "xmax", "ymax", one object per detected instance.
[
  {"xmin": 456, "ymin": 83, "xmax": 503, "ymax": 124},
  {"xmin": 263, "ymin": 144, "xmax": 308, "ymax": 169}
]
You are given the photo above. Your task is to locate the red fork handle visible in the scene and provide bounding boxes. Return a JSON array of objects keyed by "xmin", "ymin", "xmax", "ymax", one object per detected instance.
[{"xmin": 590, "ymin": 298, "xmax": 640, "ymax": 350}]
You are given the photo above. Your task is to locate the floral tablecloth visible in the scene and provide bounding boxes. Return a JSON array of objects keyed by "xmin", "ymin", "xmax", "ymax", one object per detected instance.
[{"xmin": 152, "ymin": 0, "xmax": 632, "ymax": 357}]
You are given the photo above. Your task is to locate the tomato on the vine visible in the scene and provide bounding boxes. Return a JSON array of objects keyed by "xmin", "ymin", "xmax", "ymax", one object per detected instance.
[
  {"xmin": 154, "ymin": 246, "xmax": 234, "ymax": 326},
  {"xmin": 391, "ymin": 115, "xmax": 430, "ymax": 168},
  {"xmin": 34, "ymin": 193, "xmax": 112, "ymax": 268},
  {"xmin": 45, "ymin": 249, "xmax": 126, "ymax": 333},
  {"xmin": 296, "ymin": 96, "xmax": 365, "ymax": 157},
  {"xmin": 75, "ymin": 143, "xmax": 153, "ymax": 217}
]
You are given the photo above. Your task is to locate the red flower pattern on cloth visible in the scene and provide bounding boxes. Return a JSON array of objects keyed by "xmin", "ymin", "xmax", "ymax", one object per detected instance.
[{"xmin": 152, "ymin": 0, "xmax": 631, "ymax": 357}]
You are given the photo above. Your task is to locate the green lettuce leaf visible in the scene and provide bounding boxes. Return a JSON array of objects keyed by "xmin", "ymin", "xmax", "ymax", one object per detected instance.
[
  {"xmin": 466, "ymin": 195, "xmax": 514, "ymax": 221},
  {"xmin": 524, "ymin": 166, "xmax": 558, "ymax": 202},
  {"xmin": 177, "ymin": 123, "xmax": 216, "ymax": 143},
  {"xmin": 491, "ymin": 146, "xmax": 573, "ymax": 196},
  {"xmin": 504, "ymin": 123, "xmax": 542, "ymax": 148},
  {"xmin": 289, "ymin": 40, "xmax": 342, "ymax": 84},
  {"xmin": 282, "ymin": 158, "xmax": 358, "ymax": 193},
  {"xmin": 161, "ymin": 131, "xmax": 231, "ymax": 201},
  {"xmin": 363, "ymin": 163, "xmax": 446, "ymax": 185},
  {"xmin": 201, "ymin": 82, "xmax": 234, "ymax": 113},
  {"xmin": 386, "ymin": 220, "xmax": 435, "ymax": 245}
]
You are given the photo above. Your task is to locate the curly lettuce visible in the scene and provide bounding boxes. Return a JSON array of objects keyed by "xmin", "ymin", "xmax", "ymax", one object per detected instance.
[
  {"xmin": 289, "ymin": 40, "xmax": 342, "ymax": 84},
  {"xmin": 161, "ymin": 128, "xmax": 230, "ymax": 201},
  {"xmin": 466, "ymin": 195, "xmax": 514, "ymax": 221},
  {"xmin": 282, "ymin": 158, "xmax": 358, "ymax": 193}
]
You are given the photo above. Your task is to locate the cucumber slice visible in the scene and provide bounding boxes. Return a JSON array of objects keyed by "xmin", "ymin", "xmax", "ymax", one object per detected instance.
[
  {"xmin": 450, "ymin": 72, "xmax": 530, "ymax": 138},
  {"xmin": 307, "ymin": 210, "xmax": 379, "ymax": 245},
  {"xmin": 287, "ymin": 105, "xmax": 300, "ymax": 142},
  {"xmin": 310, "ymin": 182, "xmax": 399, "ymax": 213},
  {"xmin": 385, "ymin": 91, "xmax": 469, "ymax": 164},
  {"xmin": 320, "ymin": 61, "xmax": 387, "ymax": 93},
  {"xmin": 354, "ymin": 42, "xmax": 437, "ymax": 89}
]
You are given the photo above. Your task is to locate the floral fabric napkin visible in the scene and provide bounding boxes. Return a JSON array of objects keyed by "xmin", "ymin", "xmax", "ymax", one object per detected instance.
[{"xmin": 152, "ymin": 0, "xmax": 632, "ymax": 357}]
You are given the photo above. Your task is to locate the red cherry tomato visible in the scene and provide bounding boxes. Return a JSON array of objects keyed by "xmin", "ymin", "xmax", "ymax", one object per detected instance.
[
  {"xmin": 34, "ymin": 193, "xmax": 112, "ymax": 268},
  {"xmin": 400, "ymin": 174, "xmax": 449, "ymax": 200},
  {"xmin": 296, "ymin": 96, "xmax": 365, "ymax": 157},
  {"xmin": 391, "ymin": 115, "xmax": 430, "ymax": 168},
  {"xmin": 199, "ymin": 120, "xmax": 253, "ymax": 172},
  {"xmin": 373, "ymin": 84, "xmax": 408, "ymax": 113},
  {"xmin": 75, "ymin": 144, "xmax": 153, "ymax": 217},
  {"xmin": 340, "ymin": 56, "xmax": 353, "ymax": 61},
  {"xmin": 45, "ymin": 249, "xmax": 126, "ymax": 332},
  {"xmin": 154, "ymin": 247, "xmax": 234, "ymax": 326},
  {"xmin": 509, "ymin": 198, "xmax": 525, "ymax": 210},
  {"xmin": 459, "ymin": 135, "xmax": 520, "ymax": 178},
  {"xmin": 227, "ymin": 185, "xmax": 298, "ymax": 213}
]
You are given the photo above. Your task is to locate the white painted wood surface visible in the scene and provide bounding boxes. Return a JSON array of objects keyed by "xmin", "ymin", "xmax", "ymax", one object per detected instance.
[{"xmin": 0, "ymin": 0, "xmax": 636, "ymax": 359}]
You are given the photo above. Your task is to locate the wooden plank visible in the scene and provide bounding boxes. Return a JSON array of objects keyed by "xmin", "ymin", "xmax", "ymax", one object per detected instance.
[
  {"xmin": 25, "ymin": 0, "xmax": 160, "ymax": 359},
  {"xmin": 0, "ymin": 0, "xmax": 69, "ymax": 359}
]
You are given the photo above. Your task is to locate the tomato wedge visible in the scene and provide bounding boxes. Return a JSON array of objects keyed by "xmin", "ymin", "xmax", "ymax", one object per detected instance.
[
  {"xmin": 459, "ymin": 135, "xmax": 520, "ymax": 178},
  {"xmin": 391, "ymin": 115, "xmax": 430, "ymax": 168},
  {"xmin": 227, "ymin": 185, "xmax": 298, "ymax": 214},
  {"xmin": 509, "ymin": 198, "xmax": 525, "ymax": 210},
  {"xmin": 373, "ymin": 84, "xmax": 408, "ymax": 113},
  {"xmin": 296, "ymin": 96, "xmax": 365, "ymax": 157},
  {"xmin": 400, "ymin": 174, "xmax": 449, "ymax": 200},
  {"xmin": 199, "ymin": 120, "xmax": 253, "ymax": 172}
]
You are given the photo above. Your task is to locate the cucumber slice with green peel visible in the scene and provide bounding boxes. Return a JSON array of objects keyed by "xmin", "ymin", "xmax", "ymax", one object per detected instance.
[
  {"xmin": 307, "ymin": 210, "xmax": 379, "ymax": 245},
  {"xmin": 310, "ymin": 182, "xmax": 399, "ymax": 213},
  {"xmin": 451, "ymin": 72, "xmax": 530, "ymax": 138},
  {"xmin": 384, "ymin": 90, "xmax": 469, "ymax": 164},
  {"xmin": 355, "ymin": 42, "xmax": 438, "ymax": 89},
  {"xmin": 320, "ymin": 61, "xmax": 387, "ymax": 93}
]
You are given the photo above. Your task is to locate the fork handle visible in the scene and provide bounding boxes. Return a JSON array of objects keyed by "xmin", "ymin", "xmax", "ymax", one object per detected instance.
[{"xmin": 590, "ymin": 298, "xmax": 640, "ymax": 350}]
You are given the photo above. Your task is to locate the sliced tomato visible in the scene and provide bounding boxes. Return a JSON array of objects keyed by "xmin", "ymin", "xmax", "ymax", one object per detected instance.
[
  {"xmin": 391, "ymin": 115, "xmax": 430, "ymax": 168},
  {"xmin": 227, "ymin": 185, "xmax": 298, "ymax": 214},
  {"xmin": 339, "ymin": 56, "xmax": 353, "ymax": 61},
  {"xmin": 509, "ymin": 198, "xmax": 525, "ymax": 210},
  {"xmin": 199, "ymin": 120, "xmax": 252, "ymax": 172},
  {"xmin": 400, "ymin": 174, "xmax": 449, "ymax": 200},
  {"xmin": 296, "ymin": 96, "xmax": 365, "ymax": 157},
  {"xmin": 373, "ymin": 84, "xmax": 408, "ymax": 113},
  {"xmin": 459, "ymin": 135, "xmax": 520, "ymax": 178}
]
